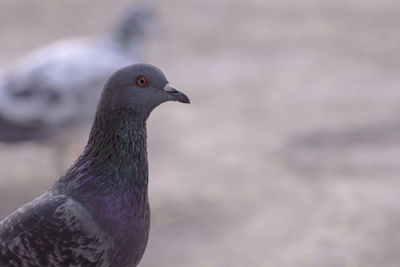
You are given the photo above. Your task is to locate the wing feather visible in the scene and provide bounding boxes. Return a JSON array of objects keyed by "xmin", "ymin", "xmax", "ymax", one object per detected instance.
[{"xmin": 0, "ymin": 192, "xmax": 112, "ymax": 266}]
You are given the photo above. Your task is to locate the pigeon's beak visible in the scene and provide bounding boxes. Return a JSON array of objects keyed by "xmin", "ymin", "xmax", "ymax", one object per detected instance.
[{"xmin": 163, "ymin": 83, "xmax": 190, "ymax": 104}]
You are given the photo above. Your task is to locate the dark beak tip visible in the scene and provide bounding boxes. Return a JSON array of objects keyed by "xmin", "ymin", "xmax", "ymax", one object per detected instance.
[
  {"xmin": 180, "ymin": 95, "xmax": 190, "ymax": 104},
  {"xmin": 163, "ymin": 84, "xmax": 190, "ymax": 104},
  {"xmin": 175, "ymin": 92, "xmax": 190, "ymax": 104}
]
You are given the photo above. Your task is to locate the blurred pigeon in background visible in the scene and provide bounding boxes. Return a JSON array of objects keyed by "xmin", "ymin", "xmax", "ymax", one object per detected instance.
[{"xmin": 0, "ymin": 4, "xmax": 156, "ymax": 142}]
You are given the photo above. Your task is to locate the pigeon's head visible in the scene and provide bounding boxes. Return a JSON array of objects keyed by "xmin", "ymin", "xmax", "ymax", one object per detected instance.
[
  {"xmin": 115, "ymin": 4, "xmax": 156, "ymax": 47},
  {"xmin": 100, "ymin": 63, "xmax": 189, "ymax": 120}
]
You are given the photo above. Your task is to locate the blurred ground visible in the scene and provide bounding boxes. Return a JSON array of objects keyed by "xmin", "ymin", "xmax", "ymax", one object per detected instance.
[{"xmin": 1, "ymin": 0, "xmax": 400, "ymax": 266}]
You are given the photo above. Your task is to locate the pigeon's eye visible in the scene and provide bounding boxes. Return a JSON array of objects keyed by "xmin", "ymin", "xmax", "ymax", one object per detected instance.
[{"xmin": 136, "ymin": 76, "xmax": 148, "ymax": 87}]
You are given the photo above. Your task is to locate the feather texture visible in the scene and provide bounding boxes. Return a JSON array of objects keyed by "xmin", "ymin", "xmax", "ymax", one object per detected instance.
[{"xmin": 0, "ymin": 193, "xmax": 112, "ymax": 266}]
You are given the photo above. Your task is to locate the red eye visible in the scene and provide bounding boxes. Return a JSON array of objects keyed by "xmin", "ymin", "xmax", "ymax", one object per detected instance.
[{"xmin": 136, "ymin": 76, "xmax": 148, "ymax": 87}]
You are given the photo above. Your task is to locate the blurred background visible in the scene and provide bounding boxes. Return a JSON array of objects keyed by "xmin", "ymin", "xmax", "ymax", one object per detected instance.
[{"xmin": 0, "ymin": 0, "xmax": 400, "ymax": 266}]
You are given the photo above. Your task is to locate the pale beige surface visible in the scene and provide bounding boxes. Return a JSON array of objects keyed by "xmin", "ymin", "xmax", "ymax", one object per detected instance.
[{"xmin": 1, "ymin": 1, "xmax": 400, "ymax": 266}]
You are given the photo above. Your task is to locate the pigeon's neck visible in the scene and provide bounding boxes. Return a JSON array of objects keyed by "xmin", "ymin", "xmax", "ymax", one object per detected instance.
[
  {"xmin": 55, "ymin": 110, "xmax": 150, "ymax": 230},
  {"xmin": 57, "ymin": 109, "xmax": 149, "ymax": 198}
]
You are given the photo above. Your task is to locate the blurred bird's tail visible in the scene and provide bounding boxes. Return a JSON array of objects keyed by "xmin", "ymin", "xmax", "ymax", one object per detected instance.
[
  {"xmin": 0, "ymin": 115, "xmax": 47, "ymax": 142},
  {"xmin": 113, "ymin": 3, "xmax": 156, "ymax": 52},
  {"xmin": 0, "ymin": 80, "xmax": 47, "ymax": 142}
]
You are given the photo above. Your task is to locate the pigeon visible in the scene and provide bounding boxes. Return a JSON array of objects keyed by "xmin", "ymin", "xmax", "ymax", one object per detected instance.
[
  {"xmin": 0, "ymin": 63, "xmax": 190, "ymax": 266},
  {"xmin": 0, "ymin": 4, "xmax": 155, "ymax": 142}
]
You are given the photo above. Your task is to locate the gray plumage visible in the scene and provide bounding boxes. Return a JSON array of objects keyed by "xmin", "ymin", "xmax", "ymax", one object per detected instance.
[
  {"xmin": 0, "ymin": 4, "xmax": 155, "ymax": 142},
  {"xmin": 0, "ymin": 63, "xmax": 190, "ymax": 266}
]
